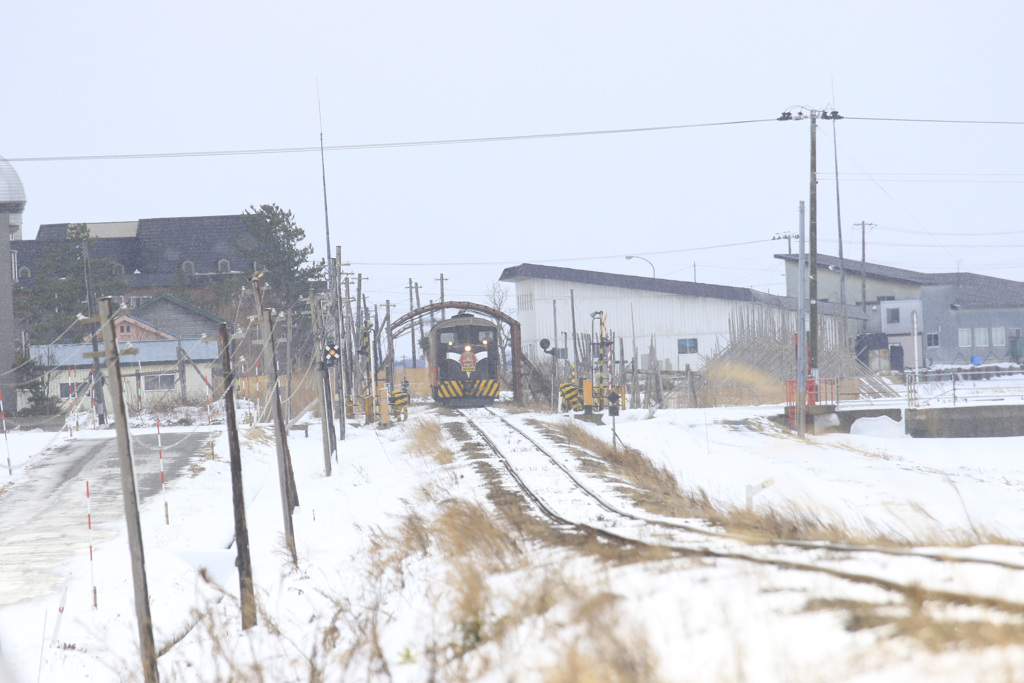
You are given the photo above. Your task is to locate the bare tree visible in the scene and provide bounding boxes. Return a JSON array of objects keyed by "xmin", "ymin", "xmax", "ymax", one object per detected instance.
[{"xmin": 485, "ymin": 282, "xmax": 514, "ymax": 370}]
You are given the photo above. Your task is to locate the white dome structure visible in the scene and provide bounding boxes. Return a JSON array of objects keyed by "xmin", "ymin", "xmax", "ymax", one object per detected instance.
[
  {"xmin": 0, "ymin": 155, "xmax": 26, "ymax": 210},
  {"xmin": 0, "ymin": 155, "xmax": 26, "ymax": 239}
]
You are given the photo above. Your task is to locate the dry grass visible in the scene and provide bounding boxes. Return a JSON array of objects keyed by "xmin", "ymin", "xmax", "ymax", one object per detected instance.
[
  {"xmin": 405, "ymin": 418, "xmax": 455, "ymax": 465},
  {"xmin": 543, "ymin": 417, "xmax": 1017, "ymax": 549},
  {"xmin": 805, "ymin": 596, "xmax": 1024, "ymax": 651}
]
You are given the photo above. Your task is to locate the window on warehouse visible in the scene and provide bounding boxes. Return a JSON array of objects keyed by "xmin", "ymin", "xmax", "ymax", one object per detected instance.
[
  {"xmin": 59, "ymin": 382, "xmax": 88, "ymax": 399},
  {"xmin": 144, "ymin": 374, "xmax": 176, "ymax": 391}
]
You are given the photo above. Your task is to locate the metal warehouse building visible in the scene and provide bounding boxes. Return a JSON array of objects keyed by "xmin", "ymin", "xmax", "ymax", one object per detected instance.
[{"xmin": 500, "ymin": 263, "xmax": 865, "ymax": 371}]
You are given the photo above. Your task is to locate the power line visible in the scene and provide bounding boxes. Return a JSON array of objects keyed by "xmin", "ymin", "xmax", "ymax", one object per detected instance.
[
  {"xmin": 350, "ymin": 238, "xmax": 773, "ymax": 267},
  {"xmin": 845, "ymin": 116, "xmax": 1024, "ymax": 125},
  {"xmin": 6, "ymin": 117, "xmax": 776, "ymax": 163}
]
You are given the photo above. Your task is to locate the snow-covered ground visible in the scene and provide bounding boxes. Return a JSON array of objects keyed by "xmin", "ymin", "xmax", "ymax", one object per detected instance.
[{"xmin": 2, "ymin": 398, "xmax": 1024, "ymax": 682}]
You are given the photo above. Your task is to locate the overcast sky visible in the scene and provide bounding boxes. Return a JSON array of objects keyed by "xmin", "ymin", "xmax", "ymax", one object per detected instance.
[{"xmin": 3, "ymin": 2, "xmax": 1023, "ymax": 314}]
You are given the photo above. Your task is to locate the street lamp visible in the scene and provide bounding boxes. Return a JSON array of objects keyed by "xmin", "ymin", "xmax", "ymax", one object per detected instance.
[{"xmin": 625, "ymin": 255, "xmax": 655, "ymax": 279}]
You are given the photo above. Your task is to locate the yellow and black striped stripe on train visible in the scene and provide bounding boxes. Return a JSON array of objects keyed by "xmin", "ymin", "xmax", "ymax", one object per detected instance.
[{"xmin": 436, "ymin": 379, "xmax": 500, "ymax": 399}]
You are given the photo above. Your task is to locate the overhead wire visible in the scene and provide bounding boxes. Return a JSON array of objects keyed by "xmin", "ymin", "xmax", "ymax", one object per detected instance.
[{"xmin": 6, "ymin": 117, "xmax": 778, "ymax": 163}]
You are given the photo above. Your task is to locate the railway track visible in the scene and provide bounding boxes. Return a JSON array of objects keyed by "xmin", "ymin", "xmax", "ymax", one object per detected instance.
[{"xmin": 454, "ymin": 406, "xmax": 1024, "ymax": 616}]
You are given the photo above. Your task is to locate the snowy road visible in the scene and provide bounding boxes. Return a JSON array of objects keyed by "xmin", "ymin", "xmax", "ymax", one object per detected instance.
[{"xmin": 0, "ymin": 430, "xmax": 211, "ymax": 607}]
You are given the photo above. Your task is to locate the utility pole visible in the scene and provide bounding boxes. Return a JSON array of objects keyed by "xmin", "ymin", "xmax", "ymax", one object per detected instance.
[
  {"xmin": 856, "ymin": 221, "xmax": 875, "ymax": 314},
  {"xmin": 332, "ymin": 248, "xmax": 347, "ymax": 443},
  {"xmin": 436, "ymin": 273, "xmax": 447, "ymax": 320},
  {"xmin": 413, "ymin": 282, "xmax": 425, "ymax": 339},
  {"xmin": 82, "ymin": 242, "xmax": 106, "ymax": 424},
  {"xmin": 218, "ymin": 322, "xmax": 256, "ymax": 629},
  {"xmin": 406, "ymin": 278, "xmax": 417, "ymax": 368},
  {"xmin": 263, "ymin": 308, "xmax": 297, "ymax": 564},
  {"xmin": 778, "ymin": 108, "xmax": 841, "ymax": 380},
  {"xmin": 308, "ymin": 292, "xmax": 334, "ymax": 474},
  {"xmin": 551, "ymin": 300, "xmax": 558, "ymax": 412},
  {"xmin": 94, "ymin": 297, "xmax": 158, "ymax": 682},
  {"xmin": 808, "ymin": 109, "xmax": 819, "ymax": 381},
  {"xmin": 285, "ymin": 309, "xmax": 292, "ymax": 423},
  {"xmin": 797, "ymin": 202, "xmax": 808, "ymax": 439}
]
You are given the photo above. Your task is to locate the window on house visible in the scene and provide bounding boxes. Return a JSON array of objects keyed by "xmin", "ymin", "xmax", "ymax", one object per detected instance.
[
  {"xmin": 886, "ymin": 308, "xmax": 900, "ymax": 324},
  {"xmin": 112, "ymin": 263, "xmax": 125, "ymax": 277},
  {"xmin": 975, "ymin": 327, "xmax": 989, "ymax": 347},
  {"xmin": 119, "ymin": 324, "xmax": 131, "ymax": 334},
  {"xmin": 1012, "ymin": 328, "xmax": 1022, "ymax": 340},
  {"xmin": 678, "ymin": 338, "xmax": 698, "ymax": 354},
  {"xmin": 17, "ymin": 266, "xmax": 30, "ymax": 280},
  {"xmin": 877, "ymin": 295, "xmax": 895, "ymax": 302},
  {"xmin": 144, "ymin": 374, "xmax": 176, "ymax": 391},
  {"xmin": 517, "ymin": 293, "xmax": 533, "ymax": 312},
  {"xmin": 181, "ymin": 261, "xmax": 195, "ymax": 275},
  {"xmin": 59, "ymin": 381, "xmax": 87, "ymax": 399},
  {"xmin": 992, "ymin": 327, "xmax": 1006, "ymax": 347},
  {"xmin": 958, "ymin": 328, "xmax": 972, "ymax": 347},
  {"xmin": 926, "ymin": 333, "xmax": 939, "ymax": 348},
  {"xmin": 218, "ymin": 259, "xmax": 230, "ymax": 274}
]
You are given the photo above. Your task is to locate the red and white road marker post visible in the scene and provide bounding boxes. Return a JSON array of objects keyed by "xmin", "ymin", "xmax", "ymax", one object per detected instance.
[
  {"xmin": 1, "ymin": 387, "xmax": 12, "ymax": 476},
  {"xmin": 86, "ymin": 480, "xmax": 97, "ymax": 607},
  {"xmin": 157, "ymin": 419, "xmax": 168, "ymax": 524}
]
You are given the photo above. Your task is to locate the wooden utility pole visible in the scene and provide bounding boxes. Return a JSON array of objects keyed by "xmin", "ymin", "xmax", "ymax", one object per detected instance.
[
  {"xmin": 263, "ymin": 308, "xmax": 297, "ymax": 563},
  {"xmin": 384, "ymin": 300, "xmax": 396, "ymax": 389},
  {"xmin": 406, "ymin": 278, "xmax": 417, "ymax": 368},
  {"xmin": 413, "ymin": 282, "xmax": 426, "ymax": 339},
  {"xmin": 285, "ymin": 309, "xmax": 293, "ymax": 423},
  {"xmin": 177, "ymin": 338, "xmax": 187, "ymax": 405},
  {"xmin": 218, "ymin": 322, "xmax": 256, "ymax": 629},
  {"xmin": 436, "ymin": 273, "xmax": 447, "ymax": 320},
  {"xmin": 308, "ymin": 292, "xmax": 333, "ymax": 475},
  {"xmin": 333, "ymin": 247, "xmax": 347, "ymax": 442},
  {"xmin": 95, "ymin": 297, "xmax": 158, "ymax": 683},
  {"xmin": 808, "ymin": 109, "xmax": 819, "ymax": 379}
]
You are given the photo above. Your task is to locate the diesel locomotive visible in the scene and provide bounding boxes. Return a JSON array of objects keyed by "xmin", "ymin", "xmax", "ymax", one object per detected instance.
[{"xmin": 427, "ymin": 313, "xmax": 501, "ymax": 406}]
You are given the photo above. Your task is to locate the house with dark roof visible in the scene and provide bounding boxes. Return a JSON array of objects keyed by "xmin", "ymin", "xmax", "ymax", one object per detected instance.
[
  {"xmin": 776, "ymin": 253, "xmax": 1024, "ymax": 367},
  {"xmin": 12, "ymin": 215, "xmax": 248, "ymax": 295},
  {"xmin": 130, "ymin": 293, "xmax": 229, "ymax": 340},
  {"xmin": 499, "ymin": 263, "xmax": 866, "ymax": 371}
]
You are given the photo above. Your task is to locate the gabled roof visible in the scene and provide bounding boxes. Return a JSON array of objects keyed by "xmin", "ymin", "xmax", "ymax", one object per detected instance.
[
  {"xmin": 775, "ymin": 253, "xmax": 1024, "ymax": 309},
  {"xmin": 133, "ymin": 293, "xmax": 227, "ymax": 325},
  {"xmin": 499, "ymin": 263, "xmax": 867, "ymax": 319},
  {"xmin": 82, "ymin": 314, "xmax": 176, "ymax": 342}
]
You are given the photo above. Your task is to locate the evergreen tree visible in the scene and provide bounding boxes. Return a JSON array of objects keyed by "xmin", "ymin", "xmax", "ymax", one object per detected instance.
[
  {"xmin": 14, "ymin": 224, "xmax": 127, "ymax": 345},
  {"xmin": 237, "ymin": 204, "xmax": 324, "ymax": 310}
]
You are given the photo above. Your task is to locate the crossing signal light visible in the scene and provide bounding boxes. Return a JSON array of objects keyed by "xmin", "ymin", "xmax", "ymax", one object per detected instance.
[{"xmin": 324, "ymin": 344, "xmax": 340, "ymax": 365}]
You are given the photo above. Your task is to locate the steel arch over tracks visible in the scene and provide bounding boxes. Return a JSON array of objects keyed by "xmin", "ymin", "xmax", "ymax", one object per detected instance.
[{"xmin": 389, "ymin": 301, "xmax": 523, "ymax": 403}]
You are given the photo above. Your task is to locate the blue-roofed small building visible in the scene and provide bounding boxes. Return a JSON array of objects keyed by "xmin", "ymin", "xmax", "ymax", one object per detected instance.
[{"xmin": 29, "ymin": 338, "xmax": 220, "ymax": 411}]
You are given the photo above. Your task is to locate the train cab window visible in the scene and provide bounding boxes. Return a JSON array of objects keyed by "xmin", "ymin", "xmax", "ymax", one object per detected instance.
[
  {"xmin": 477, "ymin": 329, "xmax": 495, "ymax": 343},
  {"xmin": 439, "ymin": 331, "xmax": 457, "ymax": 345}
]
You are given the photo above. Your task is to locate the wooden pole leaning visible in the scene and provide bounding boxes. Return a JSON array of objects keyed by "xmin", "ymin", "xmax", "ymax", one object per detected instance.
[
  {"xmin": 96, "ymin": 297, "xmax": 159, "ymax": 683},
  {"xmin": 219, "ymin": 322, "xmax": 257, "ymax": 629},
  {"xmin": 263, "ymin": 308, "xmax": 297, "ymax": 564}
]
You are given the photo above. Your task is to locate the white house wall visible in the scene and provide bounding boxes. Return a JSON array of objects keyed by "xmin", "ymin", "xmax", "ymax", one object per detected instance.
[{"xmin": 515, "ymin": 278, "xmax": 776, "ymax": 371}]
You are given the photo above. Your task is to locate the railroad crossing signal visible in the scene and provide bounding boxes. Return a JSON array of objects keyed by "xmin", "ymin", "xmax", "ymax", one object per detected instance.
[{"xmin": 324, "ymin": 343, "xmax": 339, "ymax": 366}]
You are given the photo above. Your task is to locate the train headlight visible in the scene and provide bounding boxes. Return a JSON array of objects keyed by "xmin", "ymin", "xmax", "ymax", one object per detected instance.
[
  {"xmin": 482, "ymin": 339, "xmax": 488, "ymax": 345},
  {"xmin": 464, "ymin": 345, "xmax": 472, "ymax": 352}
]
